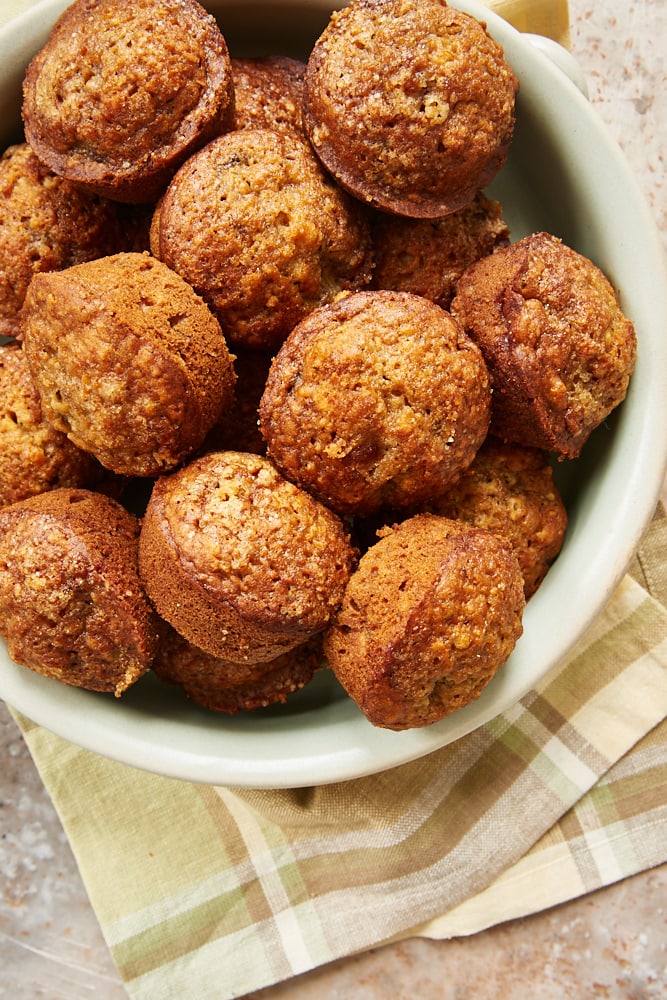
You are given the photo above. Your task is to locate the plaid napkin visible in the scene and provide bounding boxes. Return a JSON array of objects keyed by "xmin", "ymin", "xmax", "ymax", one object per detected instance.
[{"xmin": 5, "ymin": 1, "xmax": 667, "ymax": 998}]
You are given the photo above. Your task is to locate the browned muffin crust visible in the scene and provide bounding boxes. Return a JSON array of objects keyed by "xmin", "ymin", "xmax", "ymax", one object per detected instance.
[
  {"xmin": 151, "ymin": 127, "xmax": 373, "ymax": 350},
  {"xmin": 370, "ymin": 191, "xmax": 510, "ymax": 309},
  {"xmin": 153, "ymin": 626, "xmax": 323, "ymax": 712},
  {"xmin": 0, "ymin": 488, "xmax": 160, "ymax": 695},
  {"xmin": 21, "ymin": 0, "xmax": 235, "ymax": 203},
  {"xmin": 303, "ymin": 0, "xmax": 518, "ymax": 217},
  {"xmin": 259, "ymin": 290, "xmax": 491, "ymax": 516},
  {"xmin": 230, "ymin": 56, "xmax": 306, "ymax": 136},
  {"xmin": 0, "ymin": 342, "xmax": 106, "ymax": 507},
  {"xmin": 0, "ymin": 143, "xmax": 132, "ymax": 338},
  {"xmin": 20, "ymin": 252, "xmax": 236, "ymax": 478},
  {"xmin": 138, "ymin": 450, "xmax": 356, "ymax": 663},
  {"xmin": 451, "ymin": 232, "xmax": 638, "ymax": 457},
  {"xmin": 323, "ymin": 513, "xmax": 525, "ymax": 730},
  {"xmin": 426, "ymin": 437, "xmax": 568, "ymax": 598}
]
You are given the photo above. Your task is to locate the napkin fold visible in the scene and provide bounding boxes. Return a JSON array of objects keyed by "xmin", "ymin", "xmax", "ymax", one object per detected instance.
[{"xmin": 6, "ymin": 1, "xmax": 667, "ymax": 998}]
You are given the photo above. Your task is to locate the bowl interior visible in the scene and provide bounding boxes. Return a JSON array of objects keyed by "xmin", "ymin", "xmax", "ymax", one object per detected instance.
[{"xmin": 1, "ymin": 0, "xmax": 666, "ymax": 787}]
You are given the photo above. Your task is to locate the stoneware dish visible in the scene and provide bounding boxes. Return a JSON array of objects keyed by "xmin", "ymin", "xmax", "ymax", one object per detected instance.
[{"xmin": 1, "ymin": 0, "xmax": 666, "ymax": 788}]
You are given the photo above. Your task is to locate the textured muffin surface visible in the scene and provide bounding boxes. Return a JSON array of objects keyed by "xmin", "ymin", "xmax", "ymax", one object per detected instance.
[
  {"xmin": 303, "ymin": 0, "xmax": 518, "ymax": 216},
  {"xmin": 324, "ymin": 513, "xmax": 525, "ymax": 730},
  {"xmin": 428, "ymin": 437, "xmax": 568, "ymax": 598},
  {"xmin": 0, "ymin": 488, "xmax": 159, "ymax": 695},
  {"xmin": 151, "ymin": 128, "xmax": 372, "ymax": 350},
  {"xmin": 21, "ymin": 0, "xmax": 235, "ymax": 201},
  {"xmin": 139, "ymin": 451, "xmax": 356, "ymax": 662},
  {"xmin": 20, "ymin": 252, "xmax": 236, "ymax": 477},
  {"xmin": 0, "ymin": 343, "xmax": 104, "ymax": 507},
  {"xmin": 451, "ymin": 232, "xmax": 637, "ymax": 457},
  {"xmin": 0, "ymin": 143, "xmax": 129, "ymax": 338},
  {"xmin": 260, "ymin": 290, "xmax": 491, "ymax": 516}
]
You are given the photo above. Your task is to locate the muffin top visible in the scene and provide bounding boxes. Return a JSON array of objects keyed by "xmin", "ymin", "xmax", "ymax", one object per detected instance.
[
  {"xmin": 259, "ymin": 290, "xmax": 491, "ymax": 516},
  {"xmin": 0, "ymin": 487, "xmax": 159, "ymax": 695},
  {"xmin": 303, "ymin": 0, "xmax": 518, "ymax": 216},
  {"xmin": 151, "ymin": 127, "xmax": 373, "ymax": 350},
  {"xmin": 230, "ymin": 55, "xmax": 306, "ymax": 136},
  {"xmin": 0, "ymin": 143, "xmax": 129, "ymax": 338},
  {"xmin": 22, "ymin": 0, "xmax": 235, "ymax": 202},
  {"xmin": 451, "ymin": 232, "xmax": 638, "ymax": 457},
  {"xmin": 20, "ymin": 252, "xmax": 236, "ymax": 477},
  {"xmin": 323, "ymin": 513, "xmax": 525, "ymax": 730}
]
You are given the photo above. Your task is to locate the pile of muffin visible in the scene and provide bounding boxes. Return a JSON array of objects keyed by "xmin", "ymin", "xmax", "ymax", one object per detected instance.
[{"xmin": 0, "ymin": 0, "xmax": 636, "ymax": 730}]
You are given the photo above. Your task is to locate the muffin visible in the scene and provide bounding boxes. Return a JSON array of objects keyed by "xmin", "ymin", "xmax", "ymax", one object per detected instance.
[
  {"xmin": 230, "ymin": 55, "xmax": 306, "ymax": 137},
  {"xmin": 451, "ymin": 232, "xmax": 638, "ymax": 457},
  {"xmin": 303, "ymin": 0, "xmax": 518, "ymax": 217},
  {"xmin": 259, "ymin": 290, "xmax": 491, "ymax": 517},
  {"xmin": 20, "ymin": 252, "xmax": 236, "ymax": 478},
  {"xmin": 150, "ymin": 127, "xmax": 373, "ymax": 351},
  {"xmin": 22, "ymin": 0, "xmax": 235, "ymax": 203},
  {"xmin": 323, "ymin": 513, "xmax": 525, "ymax": 730},
  {"xmin": 426, "ymin": 437, "xmax": 568, "ymax": 598},
  {"xmin": 0, "ymin": 488, "xmax": 160, "ymax": 696},
  {"xmin": 370, "ymin": 191, "xmax": 510, "ymax": 309},
  {"xmin": 153, "ymin": 626, "xmax": 323, "ymax": 712},
  {"xmin": 0, "ymin": 342, "xmax": 106, "ymax": 507},
  {"xmin": 0, "ymin": 143, "xmax": 131, "ymax": 338},
  {"xmin": 138, "ymin": 450, "xmax": 357, "ymax": 663}
]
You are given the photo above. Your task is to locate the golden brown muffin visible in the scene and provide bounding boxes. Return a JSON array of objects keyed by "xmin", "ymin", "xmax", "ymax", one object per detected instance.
[
  {"xmin": 324, "ymin": 513, "xmax": 524, "ymax": 730},
  {"xmin": 20, "ymin": 252, "xmax": 236, "ymax": 478},
  {"xmin": 0, "ymin": 342, "xmax": 107, "ymax": 507},
  {"xmin": 0, "ymin": 488, "xmax": 160, "ymax": 695},
  {"xmin": 21, "ymin": 0, "xmax": 235, "ymax": 203},
  {"xmin": 153, "ymin": 626, "xmax": 323, "ymax": 712},
  {"xmin": 426, "ymin": 437, "xmax": 568, "ymax": 599},
  {"xmin": 451, "ymin": 232, "xmax": 638, "ymax": 458},
  {"xmin": 259, "ymin": 290, "xmax": 491, "ymax": 517},
  {"xmin": 0, "ymin": 143, "xmax": 132, "ymax": 338},
  {"xmin": 138, "ymin": 450, "xmax": 357, "ymax": 663},
  {"xmin": 230, "ymin": 55, "xmax": 306, "ymax": 136},
  {"xmin": 370, "ymin": 191, "xmax": 510, "ymax": 309},
  {"xmin": 150, "ymin": 127, "xmax": 373, "ymax": 351},
  {"xmin": 303, "ymin": 0, "xmax": 518, "ymax": 217}
]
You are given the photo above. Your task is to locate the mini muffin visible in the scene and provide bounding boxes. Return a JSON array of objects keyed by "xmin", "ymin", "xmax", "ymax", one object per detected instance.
[
  {"xmin": 451, "ymin": 232, "xmax": 638, "ymax": 458},
  {"xmin": 150, "ymin": 127, "xmax": 373, "ymax": 350},
  {"xmin": 20, "ymin": 252, "xmax": 236, "ymax": 478},
  {"xmin": 138, "ymin": 450, "xmax": 357, "ymax": 663},
  {"xmin": 0, "ymin": 144, "xmax": 131, "ymax": 338},
  {"xmin": 259, "ymin": 290, "xmax": 491, "ymax": 517},
  {"xmin": 426, "ymin": 437, "xmax": 568, "ymax": 598},
  {"xmin": 370, "ymin": 191, "xmax": 510, "ymax": 309},
  {"xmin": 22, "ymin": 0, "xmax": 235, "ymax": 203},
  {"xmin": 0, "ymin": 342, "xmax": 106, "ymax": 507},
  {"xmin": 230, "ymin": 56, "xmax": 306, "ymax": 136},
  {"xmin": 0, "ymin": 488, "xmax": 160, "ymax": 696},
  {"xmin": 303, "ymin": 0, "xmax": 518, "ymax": 217},
  {"xmin": 323, "ymin": 513, "xmax": 525, "ymax": 730},
  {"xmin": 153, "ymin": 626, "xmax": 323, "ymax": 712}
]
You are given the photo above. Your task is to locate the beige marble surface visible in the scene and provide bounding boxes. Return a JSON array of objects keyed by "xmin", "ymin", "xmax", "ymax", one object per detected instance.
[{"xmin": 1, "ymin": 1, "xmax": 666, "ymax": 997}]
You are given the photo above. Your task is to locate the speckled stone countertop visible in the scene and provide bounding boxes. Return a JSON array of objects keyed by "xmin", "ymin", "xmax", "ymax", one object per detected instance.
[{"xmin": 1, "ymin": 1, "xmax": 666, "ymax": 997}]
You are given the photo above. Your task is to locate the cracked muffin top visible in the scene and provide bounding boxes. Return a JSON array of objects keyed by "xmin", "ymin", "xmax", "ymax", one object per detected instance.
[
  {"xmin": 22, "ymin": 0, "xmax": 235, "ymax": 203},
  {"xmin": 303, "ymin": 0, "xmax": 518, "ymax": 217}
]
